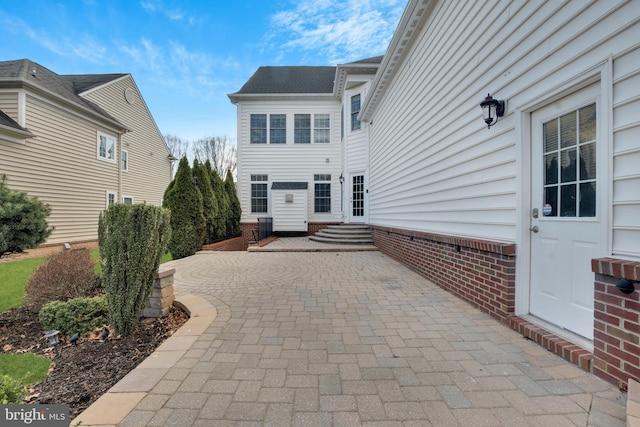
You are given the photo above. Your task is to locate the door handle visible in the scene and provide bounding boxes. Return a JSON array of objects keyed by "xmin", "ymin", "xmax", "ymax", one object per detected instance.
[{"xmin": 529, "ymin": 226, "xmax": 539, "ymax": 233}]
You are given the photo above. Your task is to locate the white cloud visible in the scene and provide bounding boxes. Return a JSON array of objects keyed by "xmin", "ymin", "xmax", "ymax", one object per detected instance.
[
  {"xmin": 140, "ymin": 0, "xmax": 190, "ymax": 22},
  {"xmin": 267, "ymin": 0, "xmax": 405, "ymax": 64},
  {"xmin": 3, "ymin": 15, "xmax": 109, "ymax": 64}
]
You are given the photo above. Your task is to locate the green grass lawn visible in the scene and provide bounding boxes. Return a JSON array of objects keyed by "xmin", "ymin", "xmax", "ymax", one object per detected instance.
[
  {"xmin": 0, "ymin": 257, "xmax": 45, "ymax": 313},
  {"xmin": 0, "ymin": 354, "xmax": 51, "ymax": 386}
]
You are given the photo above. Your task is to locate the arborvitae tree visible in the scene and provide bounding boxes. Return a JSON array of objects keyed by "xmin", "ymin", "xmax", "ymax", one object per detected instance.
[
  {"xmin": 224, "ymin": 170, "xmax": 241, "ymax": 238},
  {"xmin": 206, "ymin": 160, "xmax": 229, "ymax": 240},
  {"xmin": 162, "ymin": 157, "xmax": 205, "ymax": 258},
  {"xmin": 0, "ymin": 175, "xmax": 53, "ymax": 257},
  {"xmin": 98, "ymin": 203, "xmax": 171, "ymax": 336},
  {"xmin": 193, "ymin": 159, "xmax": 218, "ymax": 245}
]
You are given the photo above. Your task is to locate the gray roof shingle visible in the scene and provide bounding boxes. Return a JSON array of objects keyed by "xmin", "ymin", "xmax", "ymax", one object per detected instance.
[
  {"xmin": 233, "ymin": 66, "xmax": 336, "ymax": 95},
  {"xmin": 0, "ymin": 59, "xmax": 126, "ymax": 127}
]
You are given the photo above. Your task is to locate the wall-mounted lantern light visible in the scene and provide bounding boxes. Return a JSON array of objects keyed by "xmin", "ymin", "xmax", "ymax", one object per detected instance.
[
  {"xmin": 339, "ymin": 173, "xmax": 345, "ymax": 185},
  {"xmin": 480, "ymin": 94, "xmax": 506, "ymax": 129}
]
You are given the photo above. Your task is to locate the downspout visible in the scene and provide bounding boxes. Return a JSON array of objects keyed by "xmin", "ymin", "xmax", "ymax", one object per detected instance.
[{"xmin": 118, "ymin": 132, "xmax": 122, "ymax": 203}]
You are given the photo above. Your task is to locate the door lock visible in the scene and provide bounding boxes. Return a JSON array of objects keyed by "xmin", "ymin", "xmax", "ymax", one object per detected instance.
[
  {"xmin": 532, "ymin": 208, "xmax": 539, "ymax": 218},
  {"xmin": 529, "ymin": 226, "xmax": 539, "ymax": 233}
]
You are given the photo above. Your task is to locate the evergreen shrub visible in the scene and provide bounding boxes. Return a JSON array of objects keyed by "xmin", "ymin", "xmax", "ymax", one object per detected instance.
[
  {"xmin": 39, "ymin": 296, "xmax": 108, "ymax": 336},
  {"xmin": 98, "ymin": 203, "xmax": 171, "ymax": 336},
  {"xmin": 0, "ymin": 175, "xmax": 53, "ymax": 257}
]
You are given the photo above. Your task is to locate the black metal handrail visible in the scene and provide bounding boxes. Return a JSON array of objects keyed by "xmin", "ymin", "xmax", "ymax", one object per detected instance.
[{"xmin": 253, "ymin": 217, "xmax": 273, "ymax": 242}]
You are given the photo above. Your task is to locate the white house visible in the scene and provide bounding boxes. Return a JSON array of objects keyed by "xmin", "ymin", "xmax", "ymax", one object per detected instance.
[{"xmin": 231, "ymin": 0, "xmax": 640, "ymax": 388}]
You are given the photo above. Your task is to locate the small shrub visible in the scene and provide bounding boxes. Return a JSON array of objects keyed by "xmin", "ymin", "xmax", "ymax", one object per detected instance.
[
  {"xmin": 25, "ymin": 248, "xmax": 100, "ymax": 310},
  {"xmin": 0, "ymin": 175, "xmax": 53, "ymax": 257},
  {"xmin": 39, "ymin": 296, "xmax": 108, "ymax": 336},
  {"xmin": 0, "ymin": 374, "xmax": 25, "ymax": 404}
]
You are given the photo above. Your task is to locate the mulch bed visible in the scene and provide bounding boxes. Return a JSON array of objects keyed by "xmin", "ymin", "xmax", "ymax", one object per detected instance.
[{"xmin": 0, "ymin": 304, "xmax": 188, "ymax": 419}]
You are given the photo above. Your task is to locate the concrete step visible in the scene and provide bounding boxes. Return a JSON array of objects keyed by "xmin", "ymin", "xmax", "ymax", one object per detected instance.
[
  {"xmin": 308, "ymin": 235, "xmax": 374, "ymax": 245},
  {"xmin": 310, "ymin": 225, "xmax": 374, "ymax": 245}
]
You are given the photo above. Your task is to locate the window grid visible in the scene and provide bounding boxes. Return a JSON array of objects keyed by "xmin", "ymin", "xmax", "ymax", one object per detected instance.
[
  {"xmin": 295, "ymin": 114, "xmax": 311, "ymax": 143},
  {"xmin": 250, "ymin": 114, "xmax": 267, "ymax": 144},
  {"xmin": 270, "ymin": 114, "xmax": 286, "ymax": 144},
  {"xmin": 543, "ymin": 104, "xmax": 596, "ymax": 218},
  {"xmin": 251, "ymin": 174, "xmax": 268, "ymax": 213},
  {"xmin": 314, "ymin": 114, "xmax": 330, "ymax": 143},
  {"xmin": 351, "ymin": 95, "xmax": 361, "ymax": 131},
  {"xmin": 314, "ymin": 174, "xmax": 331, "ymax": 213},
  {"xmin": 98, "ymin": 133, "xmax": 116, "ymax": 161}
]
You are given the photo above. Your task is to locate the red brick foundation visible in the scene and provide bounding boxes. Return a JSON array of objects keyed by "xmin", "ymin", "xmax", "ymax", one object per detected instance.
[
  {"xmin": 201, "ymin": 236, "xmax": 246, "ymax": 252},
  {"xmin": 371, "ymin": 226, "xmax": 516, "ymax": 322},
  {"xmin": 240, "ymin": 221, "xmax": 342, "ymax": 246},
  {"xmin": 592, "ymin": 257, "xmax": 640, "ymax": 391}
]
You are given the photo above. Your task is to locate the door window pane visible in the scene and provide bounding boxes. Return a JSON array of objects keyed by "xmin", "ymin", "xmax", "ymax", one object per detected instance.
[
  {"xmin": 541, "ymin": 103, "xmax": 595, "ymax": 218},
  {"xmin": 579, "ymin": 142, "xmax": 596, "ymax": 180},
  {"xmin": 561, "ymin": 149, "xmax": 577, "ymax": 183},
  {"xmin": 579, "ymin": 182, "xmax": 596, "ymax": 217},
  {"xmin": 544, "ymin": 120, "xmax": 558, "ymax": 152},
  {"xmin": 579, "ymin": 104, "xmax": 596, "ymax": 143},
  {"xmin": 545, "ymin": 153, "xmax": 558, "ymax": 185},
  {"xmin": 560, "ymin": 111, "xmax": 576, "ymax": 148},
  {"xmin": 544, "ymin": 187, "xmax": 558, "ymax": 217},
  {"xmin": 560, "ymin": 184, "xmax": 576, "ymax": 217}
]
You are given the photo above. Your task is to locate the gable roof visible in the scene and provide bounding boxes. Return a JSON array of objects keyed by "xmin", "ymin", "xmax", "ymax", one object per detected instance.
[
  {"xmin": 0, "ymin": 59, "xmax": 128, "ymax": 131},
  {"xmin": 234, "ymin": 66, "xmax": 336, "ymax": 94},
  {"xmin": 0, "ymin": 109, "xmax": 34, "ymax": 138}
]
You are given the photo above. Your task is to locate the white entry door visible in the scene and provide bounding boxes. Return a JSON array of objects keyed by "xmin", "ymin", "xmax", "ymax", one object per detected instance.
[
  {"xmin": 529, "ymin": 83, "xmax": 605, "ymax": 340},
  {"xmin": 350, "ymin": 174, "xmax": 365, "ymax": 223}
]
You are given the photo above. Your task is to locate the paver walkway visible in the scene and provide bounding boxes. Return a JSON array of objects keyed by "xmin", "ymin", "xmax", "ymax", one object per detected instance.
[{"xmin": 96, "ymin": 243, "xmax": 627, "ymax": 426}]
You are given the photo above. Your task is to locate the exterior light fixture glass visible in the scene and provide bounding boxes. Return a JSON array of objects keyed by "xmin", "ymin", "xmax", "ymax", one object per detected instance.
[
  {"xmin": 480, "ymin": 94, "xmax": 505, "ymax": 129},
  {"xmin": 339, "ymin": 173, "xmax": 345, "ymax": 184},
  {"xmin": 44, "ymin": 330, "xmax": 60, "ymax": 356}
]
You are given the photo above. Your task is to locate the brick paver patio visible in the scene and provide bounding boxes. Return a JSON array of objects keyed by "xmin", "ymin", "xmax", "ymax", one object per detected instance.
[{"xmin": 76, "ymin": 240, "xmax": 627, "ymax": 426}]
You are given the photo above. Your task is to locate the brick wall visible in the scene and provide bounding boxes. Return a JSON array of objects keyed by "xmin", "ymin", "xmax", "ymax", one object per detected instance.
[
  {"xmin": 371, "ymin": 226, "xmax": 516, "ymax": 322},
  {"xmin": 201, "ymin": 236, "xmax": 246, "ymax": 252},
  {"xmin": 592, "ymin": 257, "xmax": 640, "ymax": 391}
]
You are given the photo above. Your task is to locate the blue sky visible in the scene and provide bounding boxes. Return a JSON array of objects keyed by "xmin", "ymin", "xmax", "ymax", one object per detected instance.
[{"xmin": 1, "ymin": 0, "xmax": 405, "ymax": 143}]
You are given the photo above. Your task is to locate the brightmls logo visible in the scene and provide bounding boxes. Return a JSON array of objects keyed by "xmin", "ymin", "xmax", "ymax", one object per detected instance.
[{"xmin": 1, "ymin": 405, "xmax": 68, "ymax": 426}]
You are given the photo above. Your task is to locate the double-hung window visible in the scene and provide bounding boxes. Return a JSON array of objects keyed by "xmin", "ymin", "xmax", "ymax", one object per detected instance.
[
  {"xmin": 270, "ymin": 114, "xmax": 286, "ymax": 144},
  {"xmin": 294, "ymin": 114, "xmax": 311, "ymax": 143},
  {"xmin": 314, "ymin": 114, "xmax": 330, "ymax": 143},
  {"xmin": 351, "ymin": 94, "xmax": 361, "ymax": 131},
  {"xmin": 98, "ymin": 132, "xmax": 116, "ymax": 162},
  {"xmin": 314, "ymin": 174, "xmax": 331, "ymax": 213},
  {"xmin": 250, "ymin": 114, "xmax": 267, "ymax": 144},
  {"xmin": 121, "ymin": 150, "xmax": 128, "ymax": 171},
  {"xmin": 251, "ymin": 174, "xmax": 268, "ymax": 213}
]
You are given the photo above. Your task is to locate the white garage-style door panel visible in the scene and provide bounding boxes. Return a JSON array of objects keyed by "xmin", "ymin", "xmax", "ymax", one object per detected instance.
[{"xmin": 529, "ymin": 83, "xmax": 606, "ymax": 340}]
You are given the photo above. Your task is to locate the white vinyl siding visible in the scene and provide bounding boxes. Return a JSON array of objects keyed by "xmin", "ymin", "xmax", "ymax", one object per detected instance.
[
  {"xmin": 368, "ymin": 0, "xmax": 639, "ymax": 249},
  {"xmin": 612, "ymin": 44, "xmax": 640, "ymax": 259},
  {"xmin": 236, "ymin": 99, "xmax": 342, "ymax": 224}
]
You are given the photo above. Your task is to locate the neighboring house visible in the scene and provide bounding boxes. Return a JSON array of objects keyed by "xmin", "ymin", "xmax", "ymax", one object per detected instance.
[
  {"xmin": 232, "ymin": 0, "xmax": 640, "ymax": 388},
  {"xmin": 0, "ymin": 59, "xmax": 172, "ymax": 245}
]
